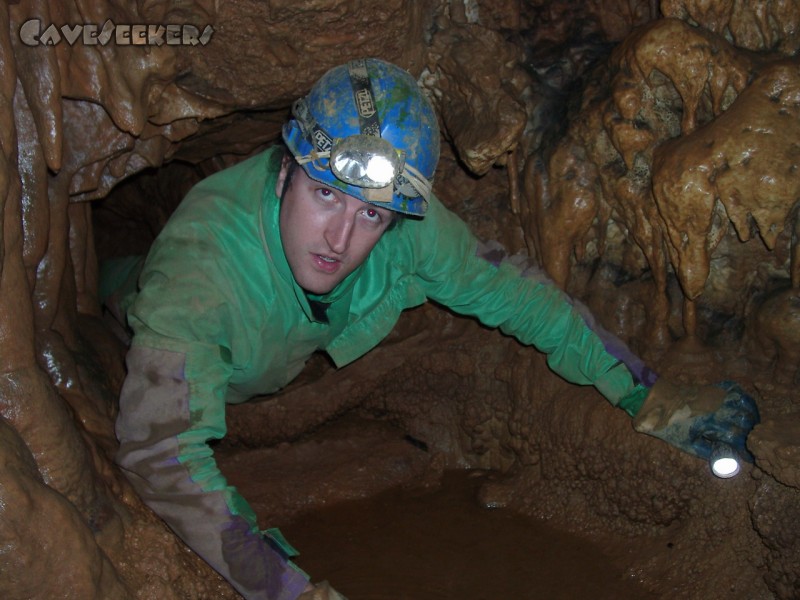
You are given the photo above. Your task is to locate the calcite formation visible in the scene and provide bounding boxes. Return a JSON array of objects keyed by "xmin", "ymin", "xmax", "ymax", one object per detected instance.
[
  {"xmin": 525, "ymin": 15, "xmax": 799, "ymax": 344},
  {"xmin": 1, "ymin": 1, "xmax": 799, "ymax": 599},
  {"xmin": 652, "ymin": 61, "xmax": 800, "ymax": 334}
]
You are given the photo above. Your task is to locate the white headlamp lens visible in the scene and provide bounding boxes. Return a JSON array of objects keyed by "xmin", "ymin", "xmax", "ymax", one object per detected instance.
[
  {"xmin": 332, "ymin": 152, "xmax": 368, "ymax": 182},
  {"xmin": 365, "ymin": 155, "xmax": 395, "ymax": 183}
]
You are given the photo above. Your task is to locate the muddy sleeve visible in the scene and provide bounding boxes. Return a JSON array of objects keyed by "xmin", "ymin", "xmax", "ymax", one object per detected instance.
[
  {"xmin": 411, "ymin": 196, "xmax": 657, "ymax": 411},
  {"xmin": 115, "ymin": 341, "xmax": 310, "ymax": 600}
]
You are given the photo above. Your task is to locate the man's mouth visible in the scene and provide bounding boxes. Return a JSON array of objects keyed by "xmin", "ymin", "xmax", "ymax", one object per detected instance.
[{"xmin": 312, "ymin": 253, "xmax": 341, "ymax": 273}]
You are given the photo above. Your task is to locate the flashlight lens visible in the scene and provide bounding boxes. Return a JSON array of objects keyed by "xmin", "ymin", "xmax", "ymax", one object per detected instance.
[
  {"xmin": 711, "ymin": 456, "xmax": 740, "ymax": 478},
  {"xmin": 709, "ymin": 441, "xmax": 741, "ymax": 479}
]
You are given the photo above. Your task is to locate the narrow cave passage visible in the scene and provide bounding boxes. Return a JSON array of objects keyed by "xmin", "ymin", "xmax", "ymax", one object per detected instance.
[
  {"xmin": 93, "ymin": 154, "xmax": 660, "ymax": 599},
  {"xmin": 93, "ymin": 157, "xmax": 660, "ymax": 600}
]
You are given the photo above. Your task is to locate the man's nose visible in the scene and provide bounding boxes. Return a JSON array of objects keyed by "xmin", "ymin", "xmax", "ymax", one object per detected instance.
[{"xmin": 324, "ymin": 212, "xmax": 354, "ymax": 254}]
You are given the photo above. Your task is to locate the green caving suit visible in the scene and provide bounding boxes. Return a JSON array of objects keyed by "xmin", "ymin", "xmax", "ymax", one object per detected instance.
[{"xmin": 113, "ymin": 146, "xmax": 654, "ymax": 600}]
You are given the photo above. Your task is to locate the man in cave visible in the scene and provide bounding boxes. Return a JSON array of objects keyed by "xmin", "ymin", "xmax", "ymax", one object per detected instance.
[{"xmin": 109, "ymin": 58, "xmax": 759, "ymax": 600}]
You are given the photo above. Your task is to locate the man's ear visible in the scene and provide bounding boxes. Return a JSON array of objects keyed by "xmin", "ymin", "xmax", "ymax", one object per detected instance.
[{"xmin": 275, "ymin": 154, "xmax": 292, "ymax": 198}]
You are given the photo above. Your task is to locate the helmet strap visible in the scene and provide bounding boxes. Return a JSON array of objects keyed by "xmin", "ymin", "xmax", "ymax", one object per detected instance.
[
  {"xmin": 293, "ymin": 98, "xmax": 333, "ymax": 158},
  {"xmin": 346, "ymin": 59, "xmax": 382, "ymax": 138}
]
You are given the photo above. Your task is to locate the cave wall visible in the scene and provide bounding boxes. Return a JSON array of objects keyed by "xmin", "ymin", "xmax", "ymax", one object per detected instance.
[{"xmin": 1, "ymin": 0, "xmax": 800, "ymax": 598}]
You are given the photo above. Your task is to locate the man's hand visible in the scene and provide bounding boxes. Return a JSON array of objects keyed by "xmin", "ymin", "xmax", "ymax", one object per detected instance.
[
  {"xmin": 297, "ymin": 581, "xmax": 348, "ymax": 600},
  {"xmin": 633, "ymin": 378, "xmax": 760, "ymax": 461}
]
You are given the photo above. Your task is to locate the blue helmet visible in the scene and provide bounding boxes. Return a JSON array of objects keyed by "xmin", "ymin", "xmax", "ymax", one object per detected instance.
[{"xmin": 282, "ymin": 58, "xmax": 440, "ymax": 217}]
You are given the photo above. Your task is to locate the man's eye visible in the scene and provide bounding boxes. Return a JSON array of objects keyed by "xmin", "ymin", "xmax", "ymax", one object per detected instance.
[{"xmin": 363, "ymin": 208, "xmax": 381, "ymax": 222}]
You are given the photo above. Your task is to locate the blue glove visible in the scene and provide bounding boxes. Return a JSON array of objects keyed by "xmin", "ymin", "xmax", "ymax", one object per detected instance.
[{"xmin": 632, "ymin": 379, "xmax": 760, "ymax": 462}]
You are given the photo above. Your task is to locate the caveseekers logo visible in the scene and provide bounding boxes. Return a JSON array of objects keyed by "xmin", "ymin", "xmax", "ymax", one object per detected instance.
[{"xmin": 19, "ymin": 19, "xmax": 214, "ymax": 46}]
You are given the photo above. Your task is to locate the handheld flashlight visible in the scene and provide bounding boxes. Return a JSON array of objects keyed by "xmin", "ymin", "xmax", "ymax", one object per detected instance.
[{"xmin": 709, "ymin": 442, "xmax": 740, "ymax": 478}]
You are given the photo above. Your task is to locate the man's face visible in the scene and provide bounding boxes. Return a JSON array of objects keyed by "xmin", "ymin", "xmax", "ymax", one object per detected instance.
[{"xmin": 277, "ymin": 159, "xmax": 394, "ymax": 295}]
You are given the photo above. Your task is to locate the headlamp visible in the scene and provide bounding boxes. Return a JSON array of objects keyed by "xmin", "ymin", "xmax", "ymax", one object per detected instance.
[
  {"xmin": 295, "ymin": 136, "xmax": 433, "ymax": 203},
  {"xmin": 330, "ymin": 135, "xmax": 405, "ymax": 189}
]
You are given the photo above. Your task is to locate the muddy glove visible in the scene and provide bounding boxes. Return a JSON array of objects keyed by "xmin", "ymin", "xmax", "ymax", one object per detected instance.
[
  {"xmin": 632, "ymin": 378, "xmax": 759, "ymax": 461},
  {"xmin": 297, "ymin": 581, "xmax": 348, "ymax": 600}
]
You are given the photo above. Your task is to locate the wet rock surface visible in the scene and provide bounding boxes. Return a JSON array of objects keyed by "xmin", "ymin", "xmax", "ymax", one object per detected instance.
[{"xmin": 1, "ymin": 1, "xmax": 799, "ymax": 599}]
